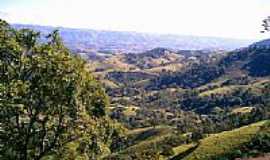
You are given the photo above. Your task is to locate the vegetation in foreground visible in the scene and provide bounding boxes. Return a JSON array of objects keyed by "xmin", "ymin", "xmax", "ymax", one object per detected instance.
[{"xmin": 0, "ymin": 19, "xmax": 125, "ymax": 160}]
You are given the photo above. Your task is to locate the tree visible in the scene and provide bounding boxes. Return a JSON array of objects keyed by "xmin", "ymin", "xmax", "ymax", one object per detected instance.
[
  {"xmin": 261, "ymin": 16, "xmax": 270, "ymax": 33},
  {"xmin": 0, "ymin": 19, "xmax": 111, "ymax": 160}
]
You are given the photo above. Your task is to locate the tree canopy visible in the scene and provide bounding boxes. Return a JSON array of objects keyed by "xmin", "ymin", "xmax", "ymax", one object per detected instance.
[
  {"xmin": 0, "ymin": 19, "xmax": 124, "ymax": 160},
  {"xmin": 262, "ymin": 16, "xmax": 270, "ymax": 33}
]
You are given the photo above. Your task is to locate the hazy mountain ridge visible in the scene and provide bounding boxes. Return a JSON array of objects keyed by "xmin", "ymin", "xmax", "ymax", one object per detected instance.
[{"xmin": 13, "ymin": 24, "xmax": 253, "ymax": 53}]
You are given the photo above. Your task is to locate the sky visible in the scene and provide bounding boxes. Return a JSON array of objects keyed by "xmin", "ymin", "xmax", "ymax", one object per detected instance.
[{"xmin": 0, "ymin": 0, "xmax": 269, "ymax": 40}]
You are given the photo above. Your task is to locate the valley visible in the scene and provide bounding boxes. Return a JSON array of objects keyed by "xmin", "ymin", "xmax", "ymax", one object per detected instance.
[
  {"xmin": 1, "ymin": 20, "xmax": 270, "ymax": 160},
  {"xmin": 84, "ymin": 40, "xmax": 270, "ymax": 159}
]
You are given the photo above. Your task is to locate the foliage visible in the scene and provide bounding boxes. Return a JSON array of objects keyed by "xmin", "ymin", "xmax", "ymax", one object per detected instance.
[
  {"xmin": 0, "ymin": 19, "xmax": 123, "ymax": 160},
  {"xmin": 148, "ymin": 63, "xmax": 225, "ymax": 89},
  {"xmin": 261, "ymin": 16, "xmax": 270, "ymax": 33}
]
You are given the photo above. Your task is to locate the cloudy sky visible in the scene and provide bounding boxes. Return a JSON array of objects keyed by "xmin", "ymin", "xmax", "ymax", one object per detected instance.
[{"xmin": 0, "ymin": 0, "xmax": 269, "ymax": 39}]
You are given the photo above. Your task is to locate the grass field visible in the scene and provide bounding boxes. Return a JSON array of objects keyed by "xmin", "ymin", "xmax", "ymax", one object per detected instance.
[
  {"xmin": 183, "ymin": 120, "xmax": 269, "ymax": 160},
  {"xmin": 102, "ymin": 120, "xmax": 269, "ymax": 160},
  {"xmin": 199, "ymin": 85, "xmax": 243, "ymax": 97}
]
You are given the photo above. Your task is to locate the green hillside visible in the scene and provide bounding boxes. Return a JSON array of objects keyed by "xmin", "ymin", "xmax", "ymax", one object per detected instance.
[
  {"xmin": 104, "ymin": 120, "xmax": 270, "ymax": 160},
  {"xmin": 182, "ymin": 120, "xmax": 270, "ymax": 160}
]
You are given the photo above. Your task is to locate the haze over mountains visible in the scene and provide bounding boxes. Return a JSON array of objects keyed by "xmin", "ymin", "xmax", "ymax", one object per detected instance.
[{"xmin": 13, "ymin": 24, "xmax": 254, "ymax": 53}]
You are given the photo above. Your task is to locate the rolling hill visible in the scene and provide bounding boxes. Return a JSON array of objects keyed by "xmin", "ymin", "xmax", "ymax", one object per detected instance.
[
  {"xmin": 146, "ymin": 44, "xmax": 270, "ymax": 90},
  {"xmin": 103, "ymin": 120, "xmax": 270, "ymax": 160},
  {"xmin": 2, "ymin": 19, "xmax": 270, "ymax": 160}
]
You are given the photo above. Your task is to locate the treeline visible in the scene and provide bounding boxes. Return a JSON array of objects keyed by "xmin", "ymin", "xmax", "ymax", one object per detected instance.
[{"xmin": 147, "ymin": 63, "xmax": 225, "ymax": 89}]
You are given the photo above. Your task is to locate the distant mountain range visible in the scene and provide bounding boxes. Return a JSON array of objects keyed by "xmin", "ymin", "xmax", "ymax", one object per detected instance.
[{"xmin": 13, "ymin": 24, "xmax": 254, "ymax": 53}]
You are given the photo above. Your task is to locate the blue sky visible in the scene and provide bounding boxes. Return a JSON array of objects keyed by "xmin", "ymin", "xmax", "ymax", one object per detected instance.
[{"xmin": 0, "ymin": 0, "xmax": 270, "ymax": 40}]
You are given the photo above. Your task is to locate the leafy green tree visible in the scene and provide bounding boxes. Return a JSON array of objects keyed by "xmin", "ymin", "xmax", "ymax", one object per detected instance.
[
  {"xmin": 0, "ymin": 19, "xmax": 112, "ymax": 160},
  {"xmin": 261, "ymin": 16, "xmax": 270, "ymax": 33}
]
